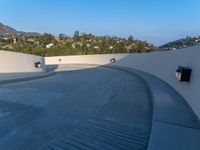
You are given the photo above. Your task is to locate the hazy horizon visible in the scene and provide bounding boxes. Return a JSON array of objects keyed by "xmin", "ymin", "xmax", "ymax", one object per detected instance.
[{"xmin": 0, "ymin": 0, "xmax": 200, "ymax": 46}]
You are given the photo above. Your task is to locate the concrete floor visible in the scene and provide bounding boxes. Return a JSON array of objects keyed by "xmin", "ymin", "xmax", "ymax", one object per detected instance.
[{"xmin": 0, "ymin": 66, "xmax": 153, "ymax": 150}]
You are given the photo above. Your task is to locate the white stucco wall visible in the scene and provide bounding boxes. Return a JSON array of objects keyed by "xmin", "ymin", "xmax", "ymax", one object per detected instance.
[
  {"xmin": 0, "ymin": 50, "xmax": 46, "ymax": 73},
  {"xmin": 45, "ymin": 54, "xmax": 129, "ymax": 66},
  {"xmin": 45, "ymin": 45, "xmax": 200, "ymax": 119}
]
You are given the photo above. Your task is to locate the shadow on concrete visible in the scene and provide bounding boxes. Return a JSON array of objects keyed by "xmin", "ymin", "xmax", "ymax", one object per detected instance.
[{"xmin": 45, "ymin": 65, "xmax": 59, "ymax": 72}]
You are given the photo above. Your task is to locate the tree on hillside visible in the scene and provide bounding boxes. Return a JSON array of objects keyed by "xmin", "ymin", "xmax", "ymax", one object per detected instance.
[
  {"xmin": 128, "ymin": 35, "xmax": 134, "ymax": 43},
  {"xmin": 59, "ymin": 33, "xmax": 66, "ymax": 41},
  {"xmin": 39, "ymin": 33, "xmax": 55, "ymax": 47},
  {"xmin": 74, "ymin": 31, "xmax": 80, "ymax": 38}
]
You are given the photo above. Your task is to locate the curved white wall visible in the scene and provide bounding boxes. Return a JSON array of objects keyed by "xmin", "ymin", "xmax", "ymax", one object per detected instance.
[
  {"xmin": 45, "ymin": 45, "xmax": 200, "ymax": 119},
  {"xmin": 0, "ymin": 50, "xmax": 46, "ymax": 73},
  {"xmin": 115, "ymin": 46, "xmax": 200, "ymax": 119}
]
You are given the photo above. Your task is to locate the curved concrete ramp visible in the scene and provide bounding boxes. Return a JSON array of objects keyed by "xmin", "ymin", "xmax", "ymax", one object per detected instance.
[
  {"xmin": 0, "ymin": 66, "xmax": 152, "ymax": 150},
  {"xmin": 1, "ymin": 65, "xmax": 199, "ymax": 149},
  {"xmin": 45, "ymin": 119, "xmax": 152, "ymax": 150}
]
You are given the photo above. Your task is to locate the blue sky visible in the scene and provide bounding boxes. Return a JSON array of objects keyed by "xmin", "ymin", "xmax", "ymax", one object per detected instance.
[{"xmin": 0, "ymin": 0, "xmax": 200, "ymax": 46}]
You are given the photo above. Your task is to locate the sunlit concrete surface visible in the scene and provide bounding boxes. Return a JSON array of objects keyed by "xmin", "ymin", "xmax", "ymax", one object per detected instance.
[
  {"xmin": 46, "ymin": 64, "xmax": 98, "ymax": 72},
  {"xmin": 0, "ymin": 66, "xmax": 153, "ymax": 150}
]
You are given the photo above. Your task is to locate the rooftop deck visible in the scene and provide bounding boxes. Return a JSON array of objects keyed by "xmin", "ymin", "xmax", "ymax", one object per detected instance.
[{"xmin": 0, "ymin": 65, "xmax": 199, "ymax": 150}]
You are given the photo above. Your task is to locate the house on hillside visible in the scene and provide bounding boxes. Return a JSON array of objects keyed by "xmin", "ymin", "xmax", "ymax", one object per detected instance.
[{"xmin": 46, "ymin": 43, "xmax": 54, "ymax": 48}]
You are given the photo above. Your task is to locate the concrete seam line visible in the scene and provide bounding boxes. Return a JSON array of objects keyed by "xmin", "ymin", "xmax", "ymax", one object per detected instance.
[
  {"xmin": 154, "ymin": 120, "xmax": 200, "ymax": 129},
  {"xmin": 0, "ymin": 72, "xmax": 56, "ymax": 85}
]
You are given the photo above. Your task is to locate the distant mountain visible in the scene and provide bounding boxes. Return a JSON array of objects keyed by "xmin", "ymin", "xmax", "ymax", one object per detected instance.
[
  {"xmin": 159, "ymin": 36, "xmax": 200, "ymax": 50},
  {"xmin": 0, "ymin": 22, "xmax": 41, "ymax": 37}
]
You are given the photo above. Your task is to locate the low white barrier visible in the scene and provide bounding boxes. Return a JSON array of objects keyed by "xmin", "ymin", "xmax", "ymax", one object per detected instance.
[{"xmin": 0, "ymin": 50, "xmax": 46, "ymax": 73}]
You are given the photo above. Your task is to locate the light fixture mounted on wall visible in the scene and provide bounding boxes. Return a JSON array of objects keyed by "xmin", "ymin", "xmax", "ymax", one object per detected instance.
[
  {"xmin": 176, "ymin": 66, "xmax": 192, "ymax": 82},
  {"xmin": 110, "ymin": 58, "xmax": 116, "ymax": 63},
  {"xmin": 35, "ymin": 62, "xmax": 42, "ymax": 68}
]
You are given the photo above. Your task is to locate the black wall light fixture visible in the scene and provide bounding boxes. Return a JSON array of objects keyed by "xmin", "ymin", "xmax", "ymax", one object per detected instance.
[
  {"xmin": 176, "ymin": 66, "xmax": 192, "ymax": 82},
  {"xmin": 110, "ymin": 58, "xmax": 116, "ymax": 63},
  {"xmin": 35, "ymin": 62, "xmax": 42, "ymax": 68}
]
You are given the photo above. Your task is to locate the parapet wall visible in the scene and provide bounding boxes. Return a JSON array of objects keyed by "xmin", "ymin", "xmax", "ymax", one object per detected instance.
[
  {"xmin": 115, "ymin": 46, "xmax": 200, "ymax": 120},
  {"xmin": 45, "ymin": 45, "xmax": 200, "ymax": 119},
  {"xmin": 0, "ymin": 50, "xmax": 46, "ymax": 73},
  {"xmin": 45, "ymin": 54, "xmax": 129, "ymax": 65}
]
